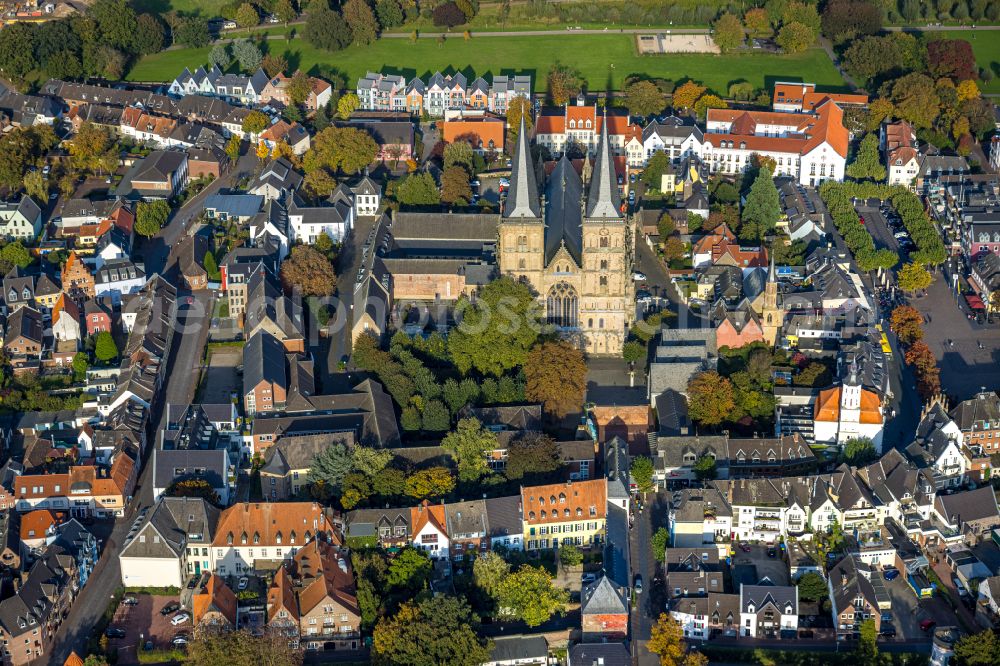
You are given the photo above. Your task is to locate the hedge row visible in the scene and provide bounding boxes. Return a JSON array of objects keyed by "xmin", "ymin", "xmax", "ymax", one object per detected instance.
[{"xmin": 818, "ymin": 182, "xmax": 897, "ymax": 271}]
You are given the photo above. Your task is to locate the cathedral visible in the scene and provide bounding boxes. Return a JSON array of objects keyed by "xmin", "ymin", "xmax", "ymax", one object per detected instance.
[{"xmin": 498, "ymin": 117, "xmax": 635, "ymax": 355}]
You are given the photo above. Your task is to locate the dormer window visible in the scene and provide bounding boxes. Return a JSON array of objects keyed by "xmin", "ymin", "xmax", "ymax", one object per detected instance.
[
  {"xmin": 22, "ymin": 288, "xmax": 29, "ymax": 300},
  {"xmin": 241, "ymin": 532, "xmax": 248, "ymax": 545},
  {"xmin": 253, "ymin": 532, "xmax": 260, "ymax": 544},
  {"xmin": 227, "ymin": 533, "xmax": 233, "ymax": 545}
]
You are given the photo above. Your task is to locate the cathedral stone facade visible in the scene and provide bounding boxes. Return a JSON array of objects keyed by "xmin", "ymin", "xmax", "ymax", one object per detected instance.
[{"xmin": 498, "ymin": 118, "xmax": 635, "ymax": 355}]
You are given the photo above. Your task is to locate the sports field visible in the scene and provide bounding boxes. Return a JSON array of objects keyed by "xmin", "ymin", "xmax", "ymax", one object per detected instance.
[{"xmin": 127, "ymin": 33, "xmax": 847, "ymax": 95}]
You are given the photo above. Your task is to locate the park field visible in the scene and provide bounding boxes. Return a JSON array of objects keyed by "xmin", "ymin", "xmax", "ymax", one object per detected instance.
[
  {"xmin": 925, "ymin": 31, "xmax": 1000, "ymax": 93},
  {"xmin": 127, "ymin": 34, "xmax": 847, "ymax": 94}
]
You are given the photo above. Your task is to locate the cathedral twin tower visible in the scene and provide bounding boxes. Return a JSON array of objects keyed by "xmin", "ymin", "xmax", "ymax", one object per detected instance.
[{"xmin": 498, "ymin": 115, "xmax": 636, "ymax": 356}]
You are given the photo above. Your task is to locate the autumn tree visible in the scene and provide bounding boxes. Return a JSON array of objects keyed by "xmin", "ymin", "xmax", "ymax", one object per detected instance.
[
  {"xmin": 846, "ymin": 133, "xmax": 886, "ymax": 181},
  {"xmin": 186, "ymin": 628, "xmax": 302, "ymax": 666},
  {"xmin": 235, "ymin": 2, "xmax": 259, "ymax": 30},
  {"xmin": 649, "ymin": 613, "xmax": 706, "ymax": 666},
  {"xmin": 405, "ymin": 466, "xmax": 455, "ymax": 499},
  {"xmin": 686, "ymin": 371, "xmax": 736, "ymax": 427},
  {"xmin": 547, "ymin": 62, "xmax": 583, "ymax": 106},
  {"xmin": 624, "ymin": 80, "xmax": 667, "ymax": 117},
  {"xmin": 889, "ymin": 73, "xmax": 940, "ymax": 129},
  {"xmin": 897, "ymin": 262, "xmax": 933, "ymax": 293},
  {"xmin": 372, "ymin": 596, "xmax": 491, "ymax": 666},
  {"xmin": 506, "ymin": 96, "xmax": 533, "ymax": 142},
  {"xmin": 927, "ymin": 39, "xmax": 978, "ymax": 81},
  {"xmin": 302, "ymin": 126, "xmax": 378, "ymax": 174},
  {"xmin": 287, "ymin": 71, "xmax": 312, "ymax": 107},
  {"xmin": 343, "ymin": 0, "xmax": 378, "ymax": 45},
  {"xmin": 69, "ymin": 122, "xmax": 116, "ymax": 174},
  {"xmin": 693, "ymin": 94, "xmax": 727, "ymax": 118},
  {"xmin": 821, "ymin": 0, "xmax": 881, "ymax": 43},
  {"xmin": 525, "ymin": 340, "xmax": 587, "ymax": 419},
  {"xmin": 441, "ymin": 417, "xmax": 497, "ymax": 482},
  {"xmin": 473, "ymin": 551, "xmax": 509, "ymax": 598},
  {"xmin": 744, "ymin": 7, "xmax": 771, "ymax": 36},
  {"xmin": 242, "ymin": 110, "xmax": 270, "ymax": 137},
  {"xmin": 496, "ymin": 565, "xmax": 568, "ymax": 627},
  {"xmin": 441, "ymin": 166, "xmax": 472, "ymax": 205},
  {"xmin": 713, "ymin": 13, "xmax": 745, "ymax": 52},
  {"xmin": 275, "ymin": 0, "xmax": 297, "ymax": 23},
  {"xmin": 262, "ymin": 53, "xmax": 288, "ymax": 77},
  {"xmin": 337, "ymin": 92, "xmax": 360, "ymax": 119},
  {"xmin": 280, "ymin": 245, "xmax": 336, "ymax": 296},
  {"xmin": 776, "ymin": 21, "xmax": 814, "ymax": 53},
  {"xmin": 135, "ymin": 199, "xmax": 169, "ymax": 237},
  {"xmin": 504, "ymin": 433, "xmax": 561, "ymax": 480},
  {"xmin": 448, "ymin": 277, "xmax": 541, "ymax": 376},
  {"xmin": 672, "ymin": 81, "xmax": 706, "ymax": 112},
  {"xmin": 890, "ymin": 305, "xmax": 923, "ymax": 345}
]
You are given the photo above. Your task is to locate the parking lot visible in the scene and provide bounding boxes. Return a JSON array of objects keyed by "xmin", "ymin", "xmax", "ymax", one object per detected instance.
[
  {"xmin": 881, "ymin": 571, "xmax": 955, "ymax": 643},
  {"xmin": 200, "ymin": 345, "xmax": 242, "ymax": 404},
  {"xmin": 108, "ymin": 594, "xmax": 189, "ymax": 663}
]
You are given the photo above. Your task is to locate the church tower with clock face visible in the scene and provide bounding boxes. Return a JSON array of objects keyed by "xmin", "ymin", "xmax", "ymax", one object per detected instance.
[{"xmin": 498, "ymin": 114, "xmax": 634, "ymax": 355}]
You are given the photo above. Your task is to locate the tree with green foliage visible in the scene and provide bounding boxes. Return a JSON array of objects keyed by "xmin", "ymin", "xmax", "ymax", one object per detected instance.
[
  {"xmin": 0, "ymin": 23, "xmax": 38, "ymax": 81},
  {"xmin": 174, "ymin": 17, "xmax": 212, "ymax": 47},
  {"xmin": 843, "ymin": 437, "xmax": 877, "ymax": 466},
  {"xmin": 72, "ymin": 352, "xmax": 89, "ymax": 382},
  {"xmin": 713, "ymin": 13, "xmax": 745, "ymax": 52},
  {"xmin": 231, "ymin": 38, "xmax": 262, "ymax": 72},
  {"xmin": 304, "ymin": 8, "xmax": 353, "ymax": 52},
  {"xmin": 444, "ymin": 140, "xmax": 475, "ymax": 174},
  {"xmin": 441, "ymin": 166, "xmax": 472, "ymax": 205},
  {"xmin": 136, "ymin": 13, "xmax": 166, "ymax": 55},
  {"xmin": 953, "ymin": 628, "xmax": 1000, "ymax": 666},
  {"xmin": 858, "ymin": 618, "xmax": 878, "ymax": 665},
  {"xmin": 90, "ymin": 0, "xmax": 138, "ymax": 52},
  {"xmin": 652, "ymin": 527, "xmax": 670, "ymax": 561},
  {"xmin": 622, "ymin": 340, "xmax": 646, "ymax": 364},
  {"xmin": 375, "ymin": 0, "xmax": 404, "ymax": 27},
  {"xmin": 642, "ymin": 151, "xmax": 671, "ymax": 191},
  {"xmin": 473, "ymin": 551, "xmax": 510, "ymax": 598},
  {"xmin": 241, "ymin": 110, "xmax": 270, "ymax": 137},
  {"xmin": 740, "ymin": 169, "xmax": 781, "ymax": 242},
  {"xmin": 184, "ymin": 628, "xmax": 302, "ymax": 666},
  {"xmin": 559, "ymin": 544, "xmax": 584, "ymax": 566},
  {"xmin": 275, "ymin": 0, "xmax": 298, "ymax": 23},
  {"xmin": 693, "ymin": 455, "xmax": 718, "ymax": 481},
  {"xmin": 387, "ymin": 546, "xmax": 432, "ymax": 591},
  {"xmin": 847, "ymin": 134, "xmax": 886, "ymax": 182},
  {"xmin": 505, "ymin": 433, "xmax": 561, "ymax": 481},
  {"xmin": 307, "ymin": 441, "xmax": 353, "ymax": 492},
  {"xmin": 0, "ymin": 241, "xmax": 32, "ymax": 270},
  {"xmin": 687, "ymin": 371, "xmax": 736, "ymax": 427},
  {"xmin": 441, "ymin": 417, "xmax": 497, "ymax": 482},
  {"xmin": 448, "ymin": 277, "xmax": 541, "ymax": 376},
  {"xmin": 496, "ymin": 565, "xmax": 568, "ymax": 627},
  {"xmin": 352, "ymin": 446, "xmax": 392, "ymax": 477},
  {"xmin": 795, "ymin": 572, "xmax": 828, "ymax": 602},
  {"xmin": 630, "ymin": 456, "xmax": 655, "ymax": 493},
  {"xmin": 203, "ymin": 251, "xmax": 220, "ymax": 281},
  {"xmin": 209, "ymin": 43, "xmax": 231, "ymax": 70},
  {"xmin": 624, "ymin": 80, "xmax": 667, "ymax": 118},
  {"xmin": 890, "ymin": 73, "xmax": 940, "ymax": 129},
  {"xmin": 94, "ymin": 331, "xmax": 118, "ymax": 362},
  {"xmin": 394, "ymin": 171, "xmax": 441, "ymax": 206},
  {"xmin": 372, "ymin": 595, "xmax": 492, "ymax": 666},
  {"xmin": 225, "ymin": 135, "xmax": 241, "ymax": 163}
]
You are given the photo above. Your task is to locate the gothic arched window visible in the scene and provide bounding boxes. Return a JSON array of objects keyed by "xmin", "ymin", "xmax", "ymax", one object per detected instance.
[{"xmin": 546, "ymin": 282, "xmax": 578, "ymax": 328}]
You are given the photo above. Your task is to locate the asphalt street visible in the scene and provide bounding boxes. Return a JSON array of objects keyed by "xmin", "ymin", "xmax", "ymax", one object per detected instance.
[{"xmin": 46, "ymin": 155, "xmax": 226, "ymax": 663}]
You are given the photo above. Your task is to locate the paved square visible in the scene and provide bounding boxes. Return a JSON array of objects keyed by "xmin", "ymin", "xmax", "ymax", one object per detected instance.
[{"xmin": 909, "ymin": 276, "xmax": 1000, "ymax": 401}]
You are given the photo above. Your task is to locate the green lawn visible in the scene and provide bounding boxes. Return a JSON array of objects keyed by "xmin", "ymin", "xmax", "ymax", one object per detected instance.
[
  {"xmin": 128, "ymin": 34, "xmax": 846, "ymax": 94},
  {"xmin": 925, "ymin": 31, "xmax": 1000, "ymax": 93}
]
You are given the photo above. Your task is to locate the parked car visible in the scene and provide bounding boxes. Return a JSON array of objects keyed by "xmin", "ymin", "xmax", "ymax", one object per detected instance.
[
  {"xmin": 122, "ymin": 595, "xmax": 139, "ymax": 606},
  {"xmin": 883, "ymin": 567, "xmax": 899, "ymax": 581},
  {"xmin": 766, "ymin": 547, "xmax": 776, "ymax": 558},
  {"xmin": 634, "ymin": 575, "xmax": 643, "ymax": 594},
  {"xmin": 879, "ymin": 623, "xmax": 897, "ymax": 638},
  {"xmin": 160, "ymin": 602, "xmax": 181, "ymax": 616},
  {"xmin": 105, "ymin": 627, "xmax": 126, "ymax": 639},
  {"xmin": 919, "ymin": 619, "xmax": 936, "ymax": 632},
  {"xmin": 632, "ymin": 271, "xmax": 647, "ymax": 281},
  {"xmin": 172, "ymin": 633, "xmax": 189, "ymax": 646},
  {"xmin": 238, "ymin": 576, "xmax": 249, "ymax": 590},
  {"xmin": 582, "ymin": 573, "xmax": 596, "ymax": 584},
  {"xmin": 171, "ymin": 612, "xmax": 191, "ymax": 626},
  {"xmin": 880, "ymin": 612, "xmax": 892, "ymax": 623},
  {"xmin": 630, "ymin": 173, "xmax": 637, "ymax": 183}
]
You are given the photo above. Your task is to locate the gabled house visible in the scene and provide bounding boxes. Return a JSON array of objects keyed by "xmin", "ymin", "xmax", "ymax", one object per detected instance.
[
  {"xmin": 522, "ymin": 479, "xmax": 607, "ymax": 550},
  {"xmin": 115, "ymin": 149, "xmax": 189, "ymax": 201},
  {"xmin": 410, "ymin": 501, "xmax": 449, "ymax": 560},
  {"xmin": 242, "ymin": 331, "xmax": 288, "ymax": 416},
  {"xmin": 51, "ymin": 294, "xmax": 81, "ymax": 345},
  {"xmin": 61, "ymin": 251, "xmax": 94, "ymax": 298},
  {"xmin": 3, "ymin": 266, "xmax": 36, "ymax": 312},
  {"xmin": 152, "ymin": 448, "xmax": 231, "ymax": 506},
  {"xmin": 249, "ymin": 158, "xmax": 303, "ymax": 201},
  {"xmin": 119, "ymin": 496, "xmax": 219, "ymax": 587},
  {"xmin": 4, "ymin": 306, "xmax": 44, "ymax": 358},
  {"xmin": 192, "ymin": 573, "xmax": 238, "ymax": 634},
  {"xmin": 580, "ymin": 574, "xmax": 629, "ymax": 641},
  {"xmin": 94, "ymin": 260, "xmax": 145, "ymax": 305},
  {"xmin": 260, "ymin": 433, "xmax": 353, "ymax": 500},
  {"xmin": 933, "ymin": 485, "xmax": 1000, "ymax": 541},
  {"xmin": 664, "ymin": 547, "xmax": 724, "ymax": 599},
  {"xmin": 828, "ymin": 555, "xmax": 881, "ymax": 639},
  {"xmin": 344, "ymin": 508, "xmax": 410, "ymax": 549},
  {"xmin": 212, "ymin": 502, "xmax": 334, "ymax": 576},
  {"xmin": 243, "ymin": 268, "xmax": 304, "ymax": 352},
  {"xmin": 0, "ymin": 196, "xmax": 43, "ymax": 240},
  {"xmin": 740, "ymin": 584, "xmax": 798, "ymax": 638}
]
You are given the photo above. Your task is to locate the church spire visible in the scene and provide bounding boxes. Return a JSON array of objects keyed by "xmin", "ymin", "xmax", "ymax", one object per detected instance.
[
  {"xmin": 503, "ymin": 114, "xmax": 541, "ymax": 219},
  {"xmin": 585, "ymin": 108, "xmax": 623, "ymax": 219},
  {"xmin": 768, "ymin": 251, "xmax": 776, "ymax": 283}
]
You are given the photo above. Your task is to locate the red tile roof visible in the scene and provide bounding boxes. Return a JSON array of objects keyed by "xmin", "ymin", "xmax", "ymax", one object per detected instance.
[{"xmin": 522, "ymin": 479, "xmax": 607, "ymax": 525}]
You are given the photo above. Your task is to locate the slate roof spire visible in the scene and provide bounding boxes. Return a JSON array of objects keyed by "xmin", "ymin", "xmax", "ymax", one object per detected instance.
[
  {"xmin": 585, "ymin": 108, "xmax": 623, "ymax": 219},
  {"xmin": 504, "ymin": 115, "xmax": 541, "ymax": 219}
]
